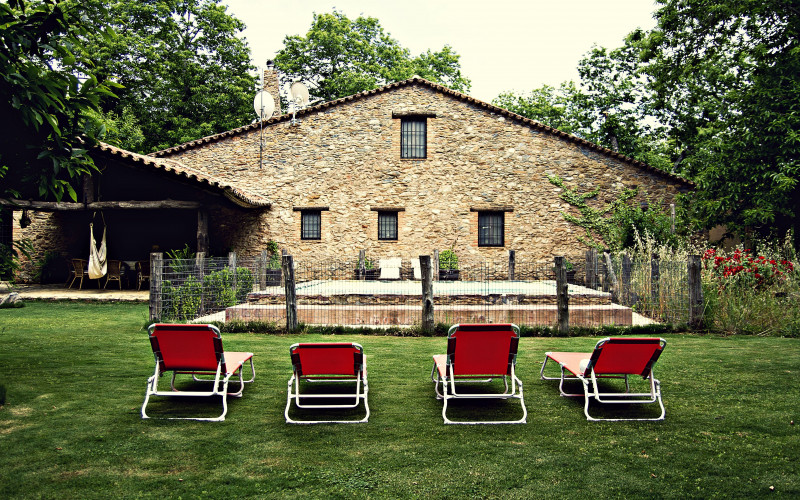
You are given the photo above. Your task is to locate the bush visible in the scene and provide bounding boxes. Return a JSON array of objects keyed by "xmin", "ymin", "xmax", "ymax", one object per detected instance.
[
  {"xmin": 439, "ymin": 250, "xmax": 458, "ymax": 270},
  {"xmin": 203, "ymin": 267, "xmax": 254, "ymax": 309}
]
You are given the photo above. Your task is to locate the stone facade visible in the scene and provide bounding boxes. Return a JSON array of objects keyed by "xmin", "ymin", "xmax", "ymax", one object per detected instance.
[{"xmin": 156, "ymin": 78, "xmax": 690, "ymax": 269}]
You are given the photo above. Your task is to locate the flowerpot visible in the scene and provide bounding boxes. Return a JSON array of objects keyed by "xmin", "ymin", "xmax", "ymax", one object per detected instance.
[
  {"xmin": 355, "ymin": 269, "xmax": 381, "ymax": 280},
  {"xmin": 264, "ymin": 269, "xmax": 282, "ymax": 287},
  {"xmin": 439, "ymin": 269, "xmax": 460, "ymax": 281}
]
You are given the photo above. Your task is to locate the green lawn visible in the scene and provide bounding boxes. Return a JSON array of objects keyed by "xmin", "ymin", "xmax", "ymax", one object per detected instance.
[{"xmin": 1, "ymin": 302, "xmax": 798, "ymax": 499}]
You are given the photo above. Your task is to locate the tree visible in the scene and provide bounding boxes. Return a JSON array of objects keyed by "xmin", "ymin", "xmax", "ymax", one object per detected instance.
[
  {"xmin": 78, "ymin": 0, "xmax": 257, "ymax": 153},
  {"xmin": 273, "ymin": 11, "xmax": 471, "ymax": 103},
  {"xmin": 0, "ymin": 0, "xmax": 118, "ymax": 201},
  {"xmin": 640, "ymin": 0, "xmax": 800, "ymax": 251}
]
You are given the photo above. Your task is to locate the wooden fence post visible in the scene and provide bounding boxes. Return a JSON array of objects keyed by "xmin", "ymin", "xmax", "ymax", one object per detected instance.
[
  {"xmin": 433, "ymin": 250, "xmax": 440, "ymax": 281},
  {"xmin": 149, "ymin": 252, "xmax": 163, "ymax": 321},
  {"xmin": 621, "ymin": 253, "xmax": 632, "ymax": 305},
  {"xmin": 195, "ymin": 251, "xmax": 206, "ymax": 313},
  {"xmin": 282, "ymin": 255, "xmax": 297, "ymax": 331},
  {"xmin": 688, "ymin": 254, "xmax": 704, "ymax": 328},
  {"xmin": 420, "ymin": 255, "xmax": 434, "ymax": 333},
  {"xmin": 508, "ymin": 250, "xmax": 516, "ymax": 281},
  {"xmin": 358, "ymin": 249, "xmax": 366, "ymax": 280},
  {"xmin": 585, "ymin": 248, "xmax": 598, "ymax": 289},
  {"xmin": 259, "ymin": 249, "xmax": 268, "ymax": 290},
  {"xmin": 555, "ymin": 256, "xmax": 569, "ymax": 334},
  {"xmin": 604, "ymin": 251, "xmax": 619, "ymax": 302},
  {"xmin": 228, "ymin": 251, "xmax": 237, "ymax": 293},
  {"xmin": 651, "ymin": 253, "xmax": 660, "ymax": 316}
]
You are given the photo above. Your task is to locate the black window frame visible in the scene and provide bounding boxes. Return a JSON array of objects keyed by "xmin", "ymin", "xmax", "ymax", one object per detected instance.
[
  {"xmin": 377, "ymin": 211, "xmax": 398, "ymax": 241},
  {"xmin": 301, "ymin": 210, "xmax": 322, "ymax": 240},
  {"xmin": 478, "ymin": 211, "xmax": 505, "ymax": 247},
  {"xmin": 400, "ymin": 117, "xmax": 427, "ymax": 159}
]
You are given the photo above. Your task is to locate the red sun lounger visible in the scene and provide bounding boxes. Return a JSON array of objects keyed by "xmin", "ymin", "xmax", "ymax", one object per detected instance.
[
  {"xmin": 431, "ymin": 324, "xmax": 527, "ymax": 424},
  {"xmin": 540, "ymin": 337, "xmax": 666, "ymax": 421},
  {"xmin": 141, "ymin": 323, "xmax": 255, "ymax": 422},
  {"xmin": 285, "ymin": 343, "xmax": 369, "ymax": 424}
]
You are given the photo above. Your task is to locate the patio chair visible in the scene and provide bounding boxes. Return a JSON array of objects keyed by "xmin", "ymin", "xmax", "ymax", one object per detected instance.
[
  {"xmin": 136, "ymin": 260, "xmax": 150, "ymax": 290},
  {"xmin": 540, "ymin": 337, "xmax": 666, "ymax": 421},
  {"xmin": 67, "ymin": 258, "xmax": 98, "ymax": 289},
  {"xmin": 285, "ymin": 342, "xmax": 369, "ymax": 424},
  {"xmin": 141, "ymin": 323, "xmax": 255, "ymax": 422},
  {"xmin": 104, "ymin": 260, "xmax": 123, "ymax": 289},
  {"xmin": 378, "ymin": 258, "xmax": 401, "ymax": 280},
  {"xmin": 431, "ymin": 323, "xmax": 527, "ymax": 424}
]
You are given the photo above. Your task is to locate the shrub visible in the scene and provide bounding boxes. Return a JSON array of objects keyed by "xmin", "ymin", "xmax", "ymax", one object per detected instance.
[
  {"xmin": 203, "ymin": 267, "xmax": 254, "ymax": 309},
  {"xmin": 162, "ymin": 276, "xmax": 202, "ymax": 321},
  {"xmin": 439, "ymin": 250, "xmax": 458, "ymax": 270}
]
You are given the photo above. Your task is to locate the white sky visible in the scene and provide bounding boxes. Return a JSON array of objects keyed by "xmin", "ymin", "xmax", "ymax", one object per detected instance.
[{"xmin": 222, "ymin": 0, "xmax": 659, "ymax": 103}]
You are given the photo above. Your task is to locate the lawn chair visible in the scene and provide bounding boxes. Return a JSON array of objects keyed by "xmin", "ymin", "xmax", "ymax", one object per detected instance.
[
  {"xmin": 540, "ymin": 337, "xmax": 666, "ymax": 421},
  {"xmin": 285, "ymin": 342, "xmax": 369, "ymax": 424},
  {"xmin": 378, "ymin": 258, "xmax": 401, "ymax": 280},
  {"xmin": 141, "ymin": 323, "xmax": 255, "ymax": 422},
  {"xmin": 431, "ymin": 323, "xmax": 526, "ymax": 424}
]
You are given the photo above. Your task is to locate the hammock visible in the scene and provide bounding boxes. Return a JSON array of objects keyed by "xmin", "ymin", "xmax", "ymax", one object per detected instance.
[{"xmin": 88, "ymin": 222, "xmax": 107, "ymax": 279}]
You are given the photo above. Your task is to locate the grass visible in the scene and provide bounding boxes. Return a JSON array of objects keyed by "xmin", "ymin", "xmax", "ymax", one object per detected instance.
[{"xmin": 1, "ymin": 302, "xmax": 799, "ymax": 498}]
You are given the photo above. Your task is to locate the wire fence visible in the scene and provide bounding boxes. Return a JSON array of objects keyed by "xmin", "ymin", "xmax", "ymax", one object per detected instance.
[{"xmin": 153, "ymin": 251, "xmax": 695, "ymax": 329}]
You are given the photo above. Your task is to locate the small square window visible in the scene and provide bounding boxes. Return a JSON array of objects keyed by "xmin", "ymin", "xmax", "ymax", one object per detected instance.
[
  {"xmin": 378, "ymin": 211, "xmax": 398, "ymax": 240},
  {"xmin": 478, "ymin": 211, "xmax": 504, "ymax": 247},
  {"xmin": 301, "ymin": 210, "xmax": 321, "ymax": 240},
  {"xmin": 401, "ymin": 118, "xmax": 426, "ymax": 159}
]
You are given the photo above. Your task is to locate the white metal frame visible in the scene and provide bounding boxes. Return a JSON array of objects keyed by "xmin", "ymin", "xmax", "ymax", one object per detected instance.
[
  {"xmin": 285, "ymin": 343, "xmax": 369, "ymax": 424},
  {"xmin": 430, "ymin": 324, "xmax": 527, "ymax": 425},
  {"xmin": 540, "ymin": 337, "xmax": 666, "ymax": 422},
  {"xmin": 141, "ymin": 324, "xmax": 255, "ymax": 422}
]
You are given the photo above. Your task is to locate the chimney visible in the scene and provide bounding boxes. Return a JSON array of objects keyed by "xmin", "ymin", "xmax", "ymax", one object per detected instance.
[{"xmin": 263, "ymin": 60, "xmax": 281, "ymax": 116}]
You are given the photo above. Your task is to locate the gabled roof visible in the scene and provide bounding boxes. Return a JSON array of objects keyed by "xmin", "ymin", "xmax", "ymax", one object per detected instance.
[
  {"xmin": 150, "ymin": 76, "xmax": 693, "ymax": 188},
  {"xmin": 95, "ymin": 142, "xmax": 270, "ymax": 208}
]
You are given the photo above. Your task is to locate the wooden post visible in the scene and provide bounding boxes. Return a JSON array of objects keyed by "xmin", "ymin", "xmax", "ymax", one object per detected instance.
[
  {"xmin": 555, "ymin": 256, "xmax": 569, "ymax": 334},
  {"xmin": 604, "ymin": 251, "xmax": 619, "ymax": 302},
  {"xmin": 585, "ymin": 249, "xmax": 598, "ymax": 289},
  {"xmin": 195, "ymin": 252, "xmax": 206, "ymax": 312},
  {"xmin": 283, "ymin": 255, "xmax": 297, "ymax": 331},
  {"xmin": 197, "ymin": 209, "xmax": 209, "ymax": 254},
  {"xmin": 420, "ymin": 255, "xmax": 434, "ymax": 333},
  {"xmin": 433, "ymin": 250, "xmax": 440, "ymax": 281},
  {"xmin": 358, "ymin": 249, "xmax": 366, "ymax": 280},
  {"xmin": 621, "ymin": 253, "xmax": 632, "ymax": 305},
  {"xmin": 670, "ymin": 203, "xmax": 676, "ymax": 234},
  {"xmin": 259, "ymin": 249, "xmax": 268, "ymax": 290},
  {"xmin": 651, "ymin": 253, "xmax": 660, "ymax": 315},
  {"xmin": 508, "ymin": 250, "xmax": 516, "ymax": 281},
  {"xmin": 149, "ymin": 252, "xmax": 163, "ymax": 321},
  {"xmin": 228, "ymin": 251, "xmax": 237, "ymax": 293},
  {"xmin": 688, "ymin": 254, "xmax": 704, "ymax": 328}
]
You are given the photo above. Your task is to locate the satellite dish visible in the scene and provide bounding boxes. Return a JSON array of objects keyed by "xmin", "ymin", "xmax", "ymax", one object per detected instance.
[
  {"xmin": 289, "ymin": 82, "xmax": 310, "ymax": 107},
  {"xmin": 253, "ymin": 90, "xmax": 275, "ymax": 119}
]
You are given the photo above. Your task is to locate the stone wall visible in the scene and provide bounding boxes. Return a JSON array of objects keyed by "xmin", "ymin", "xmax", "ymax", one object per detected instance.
[{"xmin": 160, "ymin": 82, "xmax": 690, "ymax": 268}]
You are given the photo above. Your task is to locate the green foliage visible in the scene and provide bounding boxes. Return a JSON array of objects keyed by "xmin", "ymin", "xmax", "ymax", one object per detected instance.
[
  {"xmin": 78, "ymin": 0, "xmax": 257, "ymax": 152},
  {"xmin": 266, "ymin": 240, "xmax": 280, "ymax": 269},
  {"xmin": 162, "ymin": 276, "xmax": 202, "ymax": 321},
  {"xmin": 438, "ymin": 249, "xmax": 459, "ymax": 270},
  {"xmin": 202, "ymin": 266, "xmax": 254, "ymax": 309},
  {"xmin": 640, "ymin": 0, "xmax": 800, "ymax": 251},
  {"xmin": 0, "ymin": 0, "xmax": 120, "ymax": 201},
  {"xmin": 33, "ymin": 251, "xmax": 66, "ymax": 284},
  {"xmin": 274, "ymin": 10, "xmax": 471, "ymax": 103},
  {"xmin": 548, "ymin": 174, "xmax": 681, "ymax": 252}
]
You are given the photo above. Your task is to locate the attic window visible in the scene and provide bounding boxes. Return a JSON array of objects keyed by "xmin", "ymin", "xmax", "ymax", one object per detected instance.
[{"xmin": 400, "ymin": 117, "xmax": 426, "ymax": 159}]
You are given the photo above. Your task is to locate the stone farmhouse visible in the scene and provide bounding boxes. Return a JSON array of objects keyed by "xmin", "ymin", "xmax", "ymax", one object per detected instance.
[{"xmin": 6, "ymin": 72, "xmax": 691, "ymax": 282}]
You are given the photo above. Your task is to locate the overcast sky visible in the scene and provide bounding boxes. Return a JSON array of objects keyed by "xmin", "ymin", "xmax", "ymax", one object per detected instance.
[{"xmin": 222, "ymin": 0, "xmax": 659, "ymax": 103}]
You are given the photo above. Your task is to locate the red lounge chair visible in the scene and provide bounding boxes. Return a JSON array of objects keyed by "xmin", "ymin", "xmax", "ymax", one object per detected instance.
[
  {"xmin": 285, "ymin": 343, "xmax": 369, "ymax": 424},
  {"xmin": 431, "ymin": 324, "xmax": 527, "ymax": 424},
  {"xmin": 141, "ymin": 324, "xmax": 255, "ymax": 421},
  {"xmin": 540, "ymin": 337, "xmax": 666, "ymax": 421}
]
